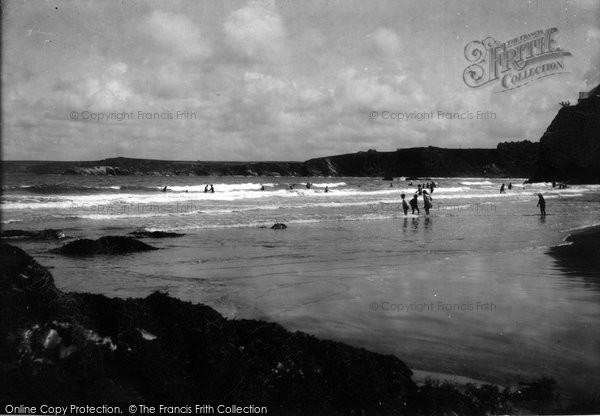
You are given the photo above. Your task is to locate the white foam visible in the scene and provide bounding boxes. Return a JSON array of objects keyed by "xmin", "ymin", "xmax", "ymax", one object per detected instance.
[
  {"xmin": 311, "ymin": 182, "xmax": 347, "ymax": 188},
  {"xmin": 460, "ymin": 181, "xmax": 494, "ymax": 186}
]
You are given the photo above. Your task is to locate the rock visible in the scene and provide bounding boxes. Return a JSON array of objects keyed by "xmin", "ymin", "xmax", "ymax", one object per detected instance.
[
  {"xmin": 547, "ymin": 225, "xmax": 600, "ymax": 276},
  {"xmin": 1, "ymin": 229, "xmax": 67, "ymax": 240},
  {"xmin": 0, "ymin": 243, "xmax": 417, "ymax": 412},
  {"xmin": 128, "ymin": 231, "xmax": 185, "ymax": 239},
  {"xmin": 50, "ymin": 236, "xmax": 158, "ymax": 256},
  {"xmin": 271, "ymin": 223, "xmax": 287, "ymax": 230},
  {"xmin": 529, "ymin": 84, "xmax": 600, "ymax": 184}
]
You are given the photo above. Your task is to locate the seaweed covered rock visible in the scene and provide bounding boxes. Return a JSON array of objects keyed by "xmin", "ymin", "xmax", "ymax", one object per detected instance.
[
  {"xmin": 1, "ymin": 229, "xmax": 67, "ymax": 240},
  {"xmin": 0, "ymin": 243, "xmax": 417, "ymax": 414},
  {"xmin": 50, "ymin": 236, "xmax": 158, "ymax": 256}
]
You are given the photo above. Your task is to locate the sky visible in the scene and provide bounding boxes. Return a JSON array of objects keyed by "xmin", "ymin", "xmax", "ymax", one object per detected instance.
[{"xmin": 2, "ymin": 0, "xmax": 599, "ymax": 161}]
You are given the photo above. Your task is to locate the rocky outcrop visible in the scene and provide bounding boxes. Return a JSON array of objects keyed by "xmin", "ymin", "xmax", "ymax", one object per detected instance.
[
  {"xmin": 529, "ymin": 85, "xmax": 600, "ymax": 184},
  {"xmin": 547, "ymin": 225, "xmax": 600, "ymax": 276},
  {"xmin": 0, "ymin": 243, "xmax": 416, "ymax": 413},
  {"xmin": 50, "ymin": 236, "xmax": 158, "ymax": 256},
  {"xmin": 64, "ymin": 166, "xmax": 131, "ymax": 176},
  {"xmin": 1, "ymin": 229, "xmax": 67, "ymax": 240}
]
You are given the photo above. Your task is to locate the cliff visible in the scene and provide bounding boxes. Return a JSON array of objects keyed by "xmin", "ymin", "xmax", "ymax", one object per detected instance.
[
  {"xmin": 305, "ymin": 144, "xmax": 538, "ymax": 178},
  {"xmin": 529, "ymin": 84, "xmax": 600, "ymax": 184},
  {"xmin": 2, "ymin": 142, "xmax": 539, "ymax": 178}
]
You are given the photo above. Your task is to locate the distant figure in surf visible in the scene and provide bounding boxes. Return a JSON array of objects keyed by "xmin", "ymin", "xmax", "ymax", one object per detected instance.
[
  {"xmin": 210, "ymin": 185, "xmax": 215, "ymax": 193},
  {"xmin": 204, "ymin": 185, "xmax": 209, "ymax": 193},
  {"xmin": 430, "ymin": 182, "xmax": 435, "ymax": 193},
  {"xmin": 500, "ymin": 183, "xmax": 505, "ymax": 193},
  {"xmin": 289, "ymin": 184, "xmax": 294, "ymax": 190},
  {"xmin": 508, "ymin": 182, "xmax": 512, "ymax": 190},
  {"xmin": 537, "ymin": 193, "xmax": 546, "ymax": 216},
  {"xmin": 325, "ymin": 186, "xmax": 329, "ymax": 193},
  {"xmin": 417, "ymin": 184, "xmax": 422, "ymax": 195},
  {"xmin": 552, "ymin": 181, "xmax": 556, "ymax": 188},
  {"xmin": 401, "ymin": 193, "xmax": 409, "ymax": 215},
  {"xmin": 423, "ymin": 190, "xmax": 432, "ymax": 215},
  {"xmin": 306, "ymin": 182, "xmax": 312, "ymax": 189},
  {"xmin": 162, "ymin": 186, "xmax": 167, "ymax": 192},
  {"xmin": 410, "ymin": 194, "xmax": 420, "ymax": 214},
  {"xmin": 260, "ymin": 185, "xmax": 265, "ymax": 191}
]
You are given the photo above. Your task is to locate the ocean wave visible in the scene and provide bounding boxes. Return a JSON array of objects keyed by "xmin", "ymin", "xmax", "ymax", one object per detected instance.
[
  {"xmin": 460, "ymin": 181, "xmax": 494, "ymax": 186},
  {"xmin": 311, "ymin": 182, "xmax": 347, "ymax": 188}
]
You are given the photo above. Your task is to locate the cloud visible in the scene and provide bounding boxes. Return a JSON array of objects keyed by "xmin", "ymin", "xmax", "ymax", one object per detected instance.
[
  {"xmin": 144, "ymin": 10, "xmax": 212, "ymax": 60},
  {"xmin": 2, "ymin": 0, "xmax": 599, "ymax": 161},
  {"xmin": 372, "ymin": 27, "xmax": 401, "ymax": 57},
  {"xmin": 223, "ymin": 0, "xmax": 285, "ymax": 61}
]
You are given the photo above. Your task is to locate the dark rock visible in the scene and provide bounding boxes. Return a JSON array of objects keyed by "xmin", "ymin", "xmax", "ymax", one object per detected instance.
[
  {"xmin": 529, "ymin": 84, "xmax": 600, "ymax": 184},
  {"xmin": 547, "ymin": 225, "xmax": 600, "ymax": 276},
  {"xmin": 1, "ymin": 229, "xmax": 67, "ymax": 240},
  {"xmin": 50, "ymin": 236, "xmax": 158, "ymax": 256},
  {"xmin": 271, "ymin": 223, "xmax": 287, "ymax": 230},
  {"xmin": 0, "ymin": 243, "xmax": 417, "ymax": 413},
  {"xmin": 128, "ymin": 231, "xmax": 185, "ymax": 239}
]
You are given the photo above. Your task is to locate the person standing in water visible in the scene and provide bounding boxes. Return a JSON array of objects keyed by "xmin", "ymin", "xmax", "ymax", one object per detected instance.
[
  {"xmin": 430, "ymin": 182, "xmax": 435, "ymax": 193},
  {"xmin": 324, "ymin": 186, "xmax": 329, "ymax": 193},
  {"xmin": 508, "ymin": 182, "xmax": 512, "ymax": 190},
  {"xmin": 401, "ymin": 193, "xmax": 409, "ymax": 215},
  {"xmin": 210, "ymin": 184, "xmax": 215, "ymax": 193},
  {"xmin": 423, "ymin": 190, "xmax": 432, "ymax": 215},
  {"xmin": 204, "ymin": 185, "xmax": 209, "ymax": 193},
  {"xmin": 537, "ymin": 193, "xmax": 546, "ymax": 216},
  {"xmin": 500, "ymin": 183, "xmax": 505, "ymax": 193},
  {"xmin": 417, "ymin": 184, "xmax": 423, "ymax": 195},
  {"xmin": 410, "ymin": 194, "xmax": 420, "ymax": 214}
]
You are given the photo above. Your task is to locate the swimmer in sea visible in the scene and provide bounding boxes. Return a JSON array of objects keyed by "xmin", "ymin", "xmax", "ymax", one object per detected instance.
[
  {"xmin": 401, "ymin": 193, "xmax": 409, "ymax": 215},
  {"xmin": 210, "ymin": 184, "xmax": 215, "ymax": 193},
  {"xmin": 410, "ymin": 194, "xmax": 420, "ymax": 214},
  {"xmin": 537, "ymin": 193, "xmax": 546, "ymax": 216},
  {"xmin": 423, "ymin": 190, "xmax": 433, "ymax": 215}
]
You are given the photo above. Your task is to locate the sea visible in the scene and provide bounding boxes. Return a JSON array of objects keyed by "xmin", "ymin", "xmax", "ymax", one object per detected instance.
[{"xmin": 2, "ymin": 173, "xmax": 600, "ymax": 402}]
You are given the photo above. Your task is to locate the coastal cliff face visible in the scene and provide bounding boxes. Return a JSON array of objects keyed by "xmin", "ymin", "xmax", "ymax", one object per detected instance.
[
  {"xmin": 305, "ymin": 144, "xmax": 538, "ymax": 178},
  {"xmin": 529, "ymin": 85, "xmax": 600, "ymax": 184},
  {"xmin": 2, "ymin": 142, "xmax": 539, "ymax": 178}
]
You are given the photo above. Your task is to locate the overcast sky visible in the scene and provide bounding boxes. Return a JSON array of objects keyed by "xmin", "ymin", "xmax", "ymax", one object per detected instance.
[{"xmin": 2, "ymin": 0, "xmax": 599, "ymax": 161}]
